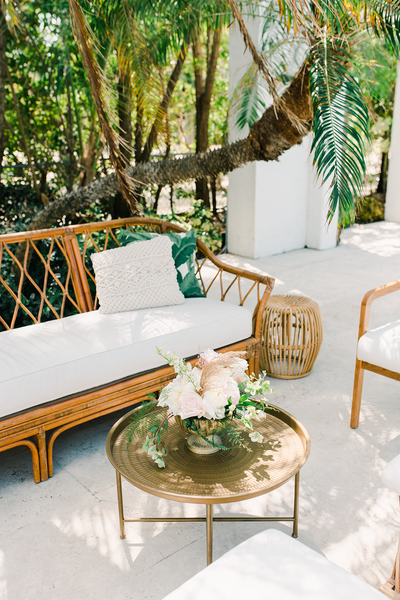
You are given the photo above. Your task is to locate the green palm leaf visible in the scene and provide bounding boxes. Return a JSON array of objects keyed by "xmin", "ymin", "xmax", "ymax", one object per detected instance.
[
  {"xmin": 309, "ymin": 39, "xmax": 370, "ymax": 224},
  {"xmin": 367, "ymin": 0, "xmax": 400, "ymax": 54},
  {"xmin": 235, "ymin": 66, "xmax": 270, "ymax": 130}
]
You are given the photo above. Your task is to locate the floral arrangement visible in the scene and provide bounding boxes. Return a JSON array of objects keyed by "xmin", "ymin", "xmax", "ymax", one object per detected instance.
[{"xmin": 126, "ymin": 347, "xmax": 276, "ymax": 468}]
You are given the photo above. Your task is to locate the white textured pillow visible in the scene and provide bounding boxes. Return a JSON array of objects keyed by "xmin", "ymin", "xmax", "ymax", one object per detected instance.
[{"xmin": 91, "ymin": 236, "xmax": 184, "ymax": 314}]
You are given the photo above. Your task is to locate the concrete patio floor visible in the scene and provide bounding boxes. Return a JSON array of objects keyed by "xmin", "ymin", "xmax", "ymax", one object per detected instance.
[{"xmin": 1, "ymin": 221, "xmax": 400, "ymax": 600}]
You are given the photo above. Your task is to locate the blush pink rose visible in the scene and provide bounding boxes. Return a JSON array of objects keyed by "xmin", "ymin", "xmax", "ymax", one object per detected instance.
[
  {"xmin": 233, "ymin": 371, "xmax": 246, "ymax": 384},
  {"xmin": 199, "ymin": 348, "xmax": 219, "ymax": 363},
  {"xmin": 223, "ymin": 378, "xmax": 240, "ymax": 405},
  {"xmin": 178, "ymin": 390, "xmax": 205, "ymax": 419}
]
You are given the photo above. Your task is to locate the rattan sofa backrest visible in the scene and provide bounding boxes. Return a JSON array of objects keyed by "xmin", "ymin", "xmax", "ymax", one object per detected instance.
[{"xmin": 0, "ymin": 217, "xmax": 274, "ymax": 338}]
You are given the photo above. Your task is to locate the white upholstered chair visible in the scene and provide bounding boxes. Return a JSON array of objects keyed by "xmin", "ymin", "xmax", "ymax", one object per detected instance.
[
  {"xmin": 350, "ymin": 279, "xmax": 400, "ymax": 429},
  {"xmin": 162, "ymin": 528, "xmax": 383, "ymax": 600}
]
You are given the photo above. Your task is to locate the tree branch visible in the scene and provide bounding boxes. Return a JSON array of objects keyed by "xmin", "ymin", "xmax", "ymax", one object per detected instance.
[{"xmin": 24, "ymin": 61, "xmax": 312, "ymax": 232}]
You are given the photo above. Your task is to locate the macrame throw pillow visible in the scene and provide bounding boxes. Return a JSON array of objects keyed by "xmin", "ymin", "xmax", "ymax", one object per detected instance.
[
  {"xmin": 91, "ymin": 236, "xmax": 184, "ymax": 314},
  {"xmin": 118, "ymin": 229, "xmax": 205, "ymax": 298}
]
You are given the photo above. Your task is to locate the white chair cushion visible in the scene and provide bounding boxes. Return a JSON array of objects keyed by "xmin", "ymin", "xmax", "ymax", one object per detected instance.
[
  {"xmin": 357, "ymin": 320, "xmax": 400, "ymax": 374},
  {"xmin": 382, "ymin": 453, "xmax": 400, "ymax": 495},
  {"xmin": 162, "ymin": 529, "xmax": 382, "ymax": 600},
  {"xmin": 91, "ymin": 236, "xmax": 184, "ymax": 314},
  {"xmin": 0, "ymin": 298, "xmax": 252, "ymax": 418}
]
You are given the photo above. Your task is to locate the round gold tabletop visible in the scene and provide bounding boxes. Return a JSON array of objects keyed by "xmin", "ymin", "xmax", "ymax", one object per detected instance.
[{"xmin": 107, "ymin": 404, "xmax": 310, "ymax": 505}]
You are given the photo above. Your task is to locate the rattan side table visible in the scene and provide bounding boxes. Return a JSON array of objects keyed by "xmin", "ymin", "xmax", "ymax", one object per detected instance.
[
  {"xmin": 260, "ymin": 294, "xmax": 323, "ymax": 379},
  {"xmin": 106, "ymin": 404, "xmax": 310, "ymax": 566}
]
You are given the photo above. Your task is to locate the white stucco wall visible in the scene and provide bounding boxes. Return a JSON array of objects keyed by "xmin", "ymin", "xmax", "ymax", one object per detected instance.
[
  {"xmin": 227, "ymin": 17, "xmax": 338, "ymax": 258},
  {"xmin": 253, "ymin": 144, "xmax": 309, "ymax": 258}
]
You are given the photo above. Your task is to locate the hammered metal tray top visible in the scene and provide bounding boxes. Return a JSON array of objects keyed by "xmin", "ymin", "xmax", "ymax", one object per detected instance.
[{"xmin": 106, "ymin": 404, "xmax": 310, "ymax": 504}]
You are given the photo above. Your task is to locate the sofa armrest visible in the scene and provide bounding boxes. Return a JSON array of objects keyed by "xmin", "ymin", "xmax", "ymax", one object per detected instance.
[
  {"xmin": 357, "ymin": 279, "xmax": 400, "ymax": 341},
  {"xmin": 195, "ymin": 240, "xmax": 275, "ymax": 339}
]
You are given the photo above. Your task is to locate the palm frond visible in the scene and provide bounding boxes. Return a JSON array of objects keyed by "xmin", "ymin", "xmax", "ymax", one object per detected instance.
[
  {"xmin": 367, "ymin": 0, "xmax": 400, "ymax": 55},
  {"xmin": 231, "ymin": 4, "xmax": 306, "ymax": 133},
  {"xmin": 68, "ymin": 0, "xmax": 138, "ymax": 212},
  {"xmin": 228, "ymin": 0, "xmax": 305, "ymax": 129},
  {"xmin": 309, "ymin": 38, "xmax": 370, "ymax": 223},
  {"xmin": 276, "ymin": 0, "xmax": 358, "ymax": 40},
  {"xmin": 234, "ymin": 66, "xmax": 269, "ymax": 130}
]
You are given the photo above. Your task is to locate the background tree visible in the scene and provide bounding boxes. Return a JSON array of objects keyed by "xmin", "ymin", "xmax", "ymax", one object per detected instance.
[{"xmin": 1, "ymin": 0, "xmax": 400, "ymax": 234}]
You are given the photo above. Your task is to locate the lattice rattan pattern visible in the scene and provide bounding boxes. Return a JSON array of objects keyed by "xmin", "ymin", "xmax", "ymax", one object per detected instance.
[
  {"xmin": 110, "ymin": 410, "xmax": 307, "ymax": 504},
  {"xmin": 260, "ymin": 294, "xmax": 323, "ymax": 379},
  {"xmin": 0, "ymin": 235, "xmax": 81, "ymax": 330},
  {"xmin": 76, "ymin": 221, "xmax": 268, "ymax": 309}
]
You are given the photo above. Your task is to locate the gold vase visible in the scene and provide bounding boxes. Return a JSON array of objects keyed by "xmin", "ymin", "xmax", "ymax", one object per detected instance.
[{"xmin": 175, "ymin": 416, "xmax": 224, "ymax": 455}]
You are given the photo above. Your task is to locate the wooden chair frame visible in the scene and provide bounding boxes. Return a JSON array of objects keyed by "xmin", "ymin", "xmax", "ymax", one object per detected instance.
[
  {"xmin": 350, "ymin": 279, "xmax": 400, "ymax": 429},
  {"xmin": 0, "ymin": 217, "xmax": 275, "ymax": 482}
]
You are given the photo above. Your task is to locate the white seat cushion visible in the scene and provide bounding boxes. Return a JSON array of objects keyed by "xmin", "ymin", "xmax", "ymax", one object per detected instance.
[
  {"xmin": 162, "ymin": 529, "xmax": 382, "ymax": 600},
  {"xmin": 0, "ymin": 298, "xmax": 252, "ymax": 418},
  {"xmin": 357, "ymin": 320, "xmax": 400, "ymax": 373},
  {"xmin": 382, "ymin": 453, "xmax": 400, "ymax": 495}
]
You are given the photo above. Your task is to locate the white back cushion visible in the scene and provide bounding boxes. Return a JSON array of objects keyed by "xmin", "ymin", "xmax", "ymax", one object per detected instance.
[{"xmin": 357, "ymin": 320, "xmax": 400, "ymax": 373}]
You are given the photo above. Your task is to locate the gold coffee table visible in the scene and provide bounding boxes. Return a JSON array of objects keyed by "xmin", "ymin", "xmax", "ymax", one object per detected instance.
[{"xmin": 106, "ymin": 404, "xmax": 310, "ymax": 565}]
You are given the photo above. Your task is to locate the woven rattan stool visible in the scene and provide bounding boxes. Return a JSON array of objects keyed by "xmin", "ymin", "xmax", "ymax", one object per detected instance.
[{"xmin": 260, "ymin": 294, "xmax": 323, "ymax": 379}]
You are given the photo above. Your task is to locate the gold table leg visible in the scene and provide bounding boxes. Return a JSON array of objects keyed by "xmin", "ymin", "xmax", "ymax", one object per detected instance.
[
  {"xmin": 116, "ymin": 471, "xmax": 126, "ymax": 539},
  {"xmin": 292, "ymin": 471, "xmax": 300, "ymax": 538},
  {"xmin": 115, "ymin": 472, "xmax": 300, "ymax": 550},
  {"xmin": 206, "ymin": 504, "xmax": 213, "ymax": 565}
]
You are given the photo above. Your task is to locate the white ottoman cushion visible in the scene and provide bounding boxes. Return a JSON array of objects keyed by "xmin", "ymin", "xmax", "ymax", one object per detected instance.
[
  {"xmin": 162, "ymin": 529, "xmax": 382, "ymax": 600},
  {"xmin": 382, "ymin": 453, "xmax": 400, "ymax": 495},
  {"xmin": 357, "ymin": 320, "xmax": 400, "ymax": 373},
  {"xmin": 0, "ymin": 298, "xmax": 252, "ymax": 418}
]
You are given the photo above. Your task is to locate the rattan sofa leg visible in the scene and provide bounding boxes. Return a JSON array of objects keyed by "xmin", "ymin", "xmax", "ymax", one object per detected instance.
[
  {"xmin": 47, "ymin": 424, "xmax": 79, "ymax": 478},
  {"xmin": 350, "ymin": 359, "xmax": 365, "ymax": 429},
  {"xmin": 0, "ymin": 440, "xmax": 41, "ymax": 483},
  {"xmin": 35, "ymin": 428, "xmax": 48, "ymax": 481}
]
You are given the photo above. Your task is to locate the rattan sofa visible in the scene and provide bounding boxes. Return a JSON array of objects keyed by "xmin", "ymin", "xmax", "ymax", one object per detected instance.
[{"xmin": 0, "ymin": 217, "xmax": 275, "ymax": 483}]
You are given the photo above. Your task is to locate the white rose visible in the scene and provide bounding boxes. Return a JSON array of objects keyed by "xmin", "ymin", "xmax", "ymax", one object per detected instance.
[
  {"xmin": 158, "ymin": 376, "xmax": 196, "ymax": 415},
  {"xmin": 202, "ymin": 389, "xmax": 228, "ymax": 420}
]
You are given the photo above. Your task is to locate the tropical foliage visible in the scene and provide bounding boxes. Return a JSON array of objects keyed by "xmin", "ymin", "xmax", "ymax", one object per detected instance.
[{"xmin": 0, "ymin": 0, "xmax": 399, "ymax": 231}]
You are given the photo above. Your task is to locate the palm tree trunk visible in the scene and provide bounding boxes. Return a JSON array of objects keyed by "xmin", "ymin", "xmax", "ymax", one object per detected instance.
[
  {"xmin": 113, "ymin": 68, "xmax": 133, "ymax": 218},
  {"xmin": 193, "ymin": 27, "xmax": 222, "ymax": 206},
  {"xmin": 6, "ymin": 64, "xmax": 42, "ymax": 203},
  {"xmin": 78, "ymin": 119, "xmax": 99, "ymax": 187},
  {"xmin": 140, "ymin": 44, "xmax": 188, "ymax": 163},
  {"xmin": 65, "ymin": 73, "xmax": 77, "ymax": 192},
  {"xmin": 23, "ymin": 61, "xmax": 312, "ymax": 232},
  {"xmin": 135, "ymin": 92, "xmax": 143, "ymax": 162},
  {"xmin": 376, "ymin": 151, "xmax": 388, "ymax": 195},
  {"xmin": 118, "ymin": 68, "xmax": 133, "ymax": 165},
  {"xmin": 0, "ymin": 8, "xmax": 7, "ymax": 175}
]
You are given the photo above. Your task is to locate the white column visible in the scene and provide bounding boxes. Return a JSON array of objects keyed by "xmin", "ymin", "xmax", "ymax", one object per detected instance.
[
  {"xmin": 385, "ymin": 62, "xmax": 400, "ymax": 222},
  {"xmin": 306, "ymin": 138, "xmax": 338, "ymax": 250},
  {"xmin": 227, "ymin": 18, "xmax": 338, "ymax": 258}
]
